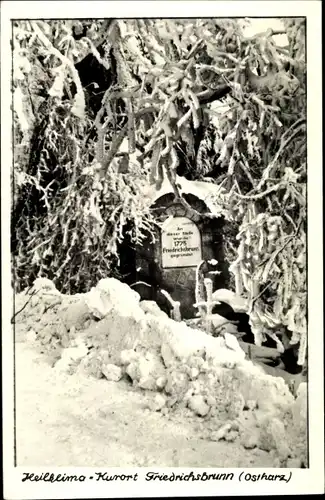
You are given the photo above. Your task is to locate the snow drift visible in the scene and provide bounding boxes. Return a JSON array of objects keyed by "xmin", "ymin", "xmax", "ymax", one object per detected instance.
[{"xmin": 14, "ymin": 277, "xmax": 308, "ymax": 467}]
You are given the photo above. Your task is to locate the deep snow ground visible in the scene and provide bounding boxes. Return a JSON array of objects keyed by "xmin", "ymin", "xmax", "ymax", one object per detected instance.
[{"xmin": 16, "ymin": 340, "xmax": 276, "ymax": 468}]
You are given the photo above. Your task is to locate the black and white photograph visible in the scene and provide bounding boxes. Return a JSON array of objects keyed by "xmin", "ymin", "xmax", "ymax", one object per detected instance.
[{"xmin": 1, "ymin": 1, "xmax": 323, "ymax": 498}]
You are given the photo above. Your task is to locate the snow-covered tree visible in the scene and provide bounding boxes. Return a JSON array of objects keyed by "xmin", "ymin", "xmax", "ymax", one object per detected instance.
[{"xmin": 12, "ymin": 18, "xmax": 306, "ymax": 363}]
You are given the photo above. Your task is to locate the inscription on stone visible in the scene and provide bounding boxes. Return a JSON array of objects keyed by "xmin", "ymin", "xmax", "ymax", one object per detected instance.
[{"xmin": 161, "ymin": 217, "xmax": 202, "ymax": 268}]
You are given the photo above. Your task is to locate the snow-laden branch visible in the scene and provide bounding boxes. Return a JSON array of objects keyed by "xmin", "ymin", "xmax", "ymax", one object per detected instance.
[{"xmin": 31, "ymin": 21, "xmax": 85, "ymax": 119}]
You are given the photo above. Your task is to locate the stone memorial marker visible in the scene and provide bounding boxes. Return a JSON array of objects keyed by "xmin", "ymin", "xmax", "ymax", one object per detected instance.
[
  {"xmin": 130, "ymin": 189, "xmax": 230, "ymax": 318},
  {"xmin": 161, "ymin": 216, "xmax": 202, "ymax": 268}
]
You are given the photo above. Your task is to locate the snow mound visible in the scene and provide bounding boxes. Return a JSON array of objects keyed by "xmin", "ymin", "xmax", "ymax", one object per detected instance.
[{"xmin": 15, "ymin": 277, "xmax": 308, "ymax": 467}]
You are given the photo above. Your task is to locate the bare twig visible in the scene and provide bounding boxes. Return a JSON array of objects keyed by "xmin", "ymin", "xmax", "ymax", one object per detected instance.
[
  {"xmin": 239, "ymin": 157, "xmax": 256, "ymax": 187},
  {"xmin": 11, "ymin": 289, "xmax": 39, "ymax": 324},
  {"xmin": 257, "ymin": 122, "xmax": 306, "ymax": 191},
  {"xmin": 197, "ymin": 84, "xmax": 232, "ymax": 105},
  {"xmin": 251, "ymin": 281, "xmax": 274, "ymax": 305},
  {"xmin": 257, "ymin": 219, "xmax": 303, "ymax": 269},
  {"xmin": 234, "ymin": 182, "xmax": 286, "ymax": 200}
]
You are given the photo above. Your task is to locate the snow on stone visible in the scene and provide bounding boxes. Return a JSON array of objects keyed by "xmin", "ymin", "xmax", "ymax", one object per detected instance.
[
  {"xmin": 224, "ymin": 332, "xmax": 243, "ymax": 353},
  {"xmin": 139, "ymin": 300, "xmax": 168, "ymax": 318},
  {"xmin": 142, "ymin": 175, "xmax": 229, "ymax": 219},
  {"xmin": 188, "ymin": 395, "xmax": 210, "ymax": 417},
  {"xmin": 102, "ymin": 364, "xmax": 122, "ymax": 382},
  {"xmin": 85, "ymin": 278, "xmax": 141, "ymax": 320},
  {"xmin": 212, "ymin": 288, "xmax": 248, "ymax": 313},
  {"xmin": 33, "ymin": 277, "xmax": 58, "ymax": 292}
]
